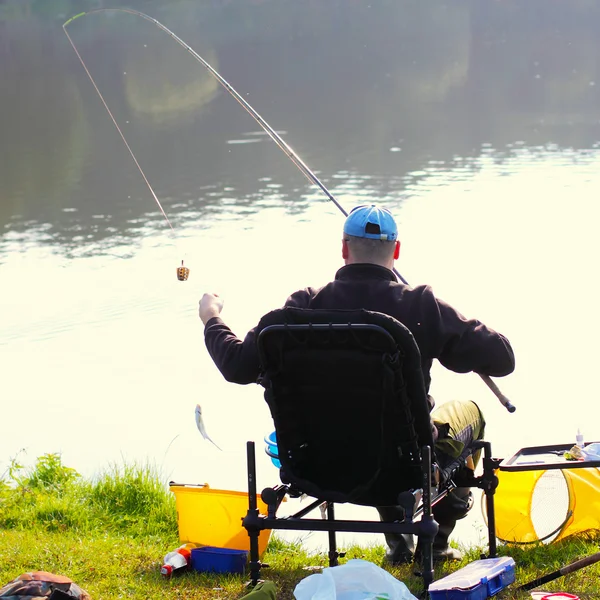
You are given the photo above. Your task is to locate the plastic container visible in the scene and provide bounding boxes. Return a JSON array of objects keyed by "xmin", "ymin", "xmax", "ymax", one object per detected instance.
[
  {"xmin": 169, "ymin": 483, "xmax": 271, "ymax": 557},
  {"xmin": 191, "ymin": 546, "xmax": 249, "ymax": 574},
  {"xmin": 428, "ymin": 557, "xmax": 515, "ymax": 600},
  {"xmin": 264, "ymin": 431, "xmax": 281, "ymax": 468},
  {"xmin": 541, "ymin": 595, "xmax": 579, "ymax": 600}
]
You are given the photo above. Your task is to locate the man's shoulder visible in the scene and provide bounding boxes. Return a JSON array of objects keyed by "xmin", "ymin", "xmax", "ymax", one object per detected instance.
[
  {"xmin": 284, "ymin": 285, "xmax": 323, "ymax": 308},
  {"xmin": 393, "ymin": 282, "xmax": 434, "ymax": 299}
]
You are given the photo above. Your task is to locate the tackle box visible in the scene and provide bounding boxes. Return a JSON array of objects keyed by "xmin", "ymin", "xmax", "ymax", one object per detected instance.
[{"xmin": 428, "ymin": 557, "xmax": 516, "ymax": 600}]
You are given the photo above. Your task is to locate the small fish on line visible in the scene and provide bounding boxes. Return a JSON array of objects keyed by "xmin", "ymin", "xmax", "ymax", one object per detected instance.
[{"xmin": 195, "ymin": 404, "xmax": 222, "ymax": 451}]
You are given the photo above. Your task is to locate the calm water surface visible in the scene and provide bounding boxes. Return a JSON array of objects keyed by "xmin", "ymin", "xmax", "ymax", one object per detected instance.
[{"xmin": 2, "ymin": 0, "xmax": 600, "ymax": 550}]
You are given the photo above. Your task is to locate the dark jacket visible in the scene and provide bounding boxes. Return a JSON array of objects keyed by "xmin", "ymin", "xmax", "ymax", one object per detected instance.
[{"xmin": 204, "ymin": 263, "xmax": 515, "ymax": 404}]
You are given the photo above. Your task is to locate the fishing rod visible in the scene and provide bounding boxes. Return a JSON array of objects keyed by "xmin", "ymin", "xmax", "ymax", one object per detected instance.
[
  {"xmin": 63, "ymin": 8, "xmax": 515, "ymax": 413},
  {"xmin": 518, "ymin": 549, "xmax": 600, "ymax": 591},
  {"xmin": 63, "ymin": 8, "xmax": 350, "ymax": 238}
]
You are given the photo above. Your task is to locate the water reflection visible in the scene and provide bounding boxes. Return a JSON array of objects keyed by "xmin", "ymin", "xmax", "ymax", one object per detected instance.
[
  {"xmin": 0, "ymin": 22, "xmax": 89, "ymax": 232},
  {"xmin": 2, "ymin": 0, "xmax": 600, "ymax": 251}
]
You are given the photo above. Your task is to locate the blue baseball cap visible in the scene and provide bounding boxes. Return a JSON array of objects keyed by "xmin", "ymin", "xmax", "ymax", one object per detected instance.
[{"xmin": 343, "ymin": 204, "xmax": 398, "ymax": 241}]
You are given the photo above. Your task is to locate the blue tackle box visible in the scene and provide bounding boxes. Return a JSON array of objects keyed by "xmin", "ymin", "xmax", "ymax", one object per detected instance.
[{"xmin": 428, "ymin": 557, "xmax": 516, "ymax": 600}]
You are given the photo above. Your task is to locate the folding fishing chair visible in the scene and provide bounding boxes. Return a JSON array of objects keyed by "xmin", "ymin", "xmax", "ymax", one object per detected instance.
[{"xmin": 242, "ymin": 307, "xmax": 500, "ymax": 592}]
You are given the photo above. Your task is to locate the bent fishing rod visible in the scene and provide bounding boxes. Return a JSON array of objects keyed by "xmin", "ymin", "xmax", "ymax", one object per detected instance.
[{"xmin": 63, "ymin": 8, "xmax": 515, "ymax": 413}]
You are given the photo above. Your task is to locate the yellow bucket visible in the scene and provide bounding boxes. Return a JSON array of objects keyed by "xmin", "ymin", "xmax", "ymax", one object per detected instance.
[{"xmin": 169, "ymin": 483, "xmax": 272, "ymax": 557}]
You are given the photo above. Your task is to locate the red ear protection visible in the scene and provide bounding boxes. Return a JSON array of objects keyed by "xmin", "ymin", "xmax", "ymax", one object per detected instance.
[{"xmin": 394, "ymin": 241, "xmax": 400, "ymax": 260}]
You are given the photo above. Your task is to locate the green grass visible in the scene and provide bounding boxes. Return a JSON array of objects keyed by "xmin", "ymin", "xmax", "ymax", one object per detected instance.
[{"xmin": 1, "ymin": 453, "xmax": 599, "ymax": 599}]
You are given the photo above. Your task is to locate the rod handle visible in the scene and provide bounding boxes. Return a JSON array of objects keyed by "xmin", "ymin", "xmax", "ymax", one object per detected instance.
[
  {"xmin": 518, "ymin": 550, "xmax": 600, "ymax": 591},
  {"xmin": 479, "ymin": 374, "xmax": 516, "ymax": 413}
]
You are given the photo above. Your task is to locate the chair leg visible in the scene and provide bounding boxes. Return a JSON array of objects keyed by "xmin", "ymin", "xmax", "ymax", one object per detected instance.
[
  {"xmin": 419, "ymin": 445, "xmax": 438, "ymax": 592},
  {"xmin": 244, "ymin": 441, "xmax": 262, "ymax": 585},
  {"xmin": 479, "ymin": 441, "xmax": 501, "ymax": 559},
  {"xmin": 327, "ymin": 502, "xmax": 339, "ymax": 567}
]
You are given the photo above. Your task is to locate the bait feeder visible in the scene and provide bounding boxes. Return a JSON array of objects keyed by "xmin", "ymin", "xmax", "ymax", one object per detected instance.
[{"xmin": 177, "ymin": 261, "xmax": 190, "ymax": 281}]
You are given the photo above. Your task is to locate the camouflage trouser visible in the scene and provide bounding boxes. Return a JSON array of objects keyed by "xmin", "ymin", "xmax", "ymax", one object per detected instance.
[
  {"xmin": 432, "ymin": 399, "xmax": 486, "ymax": 468},
  {"xmin": 430, "ymin": 399, "xmax": 486, "ymax": 523}
]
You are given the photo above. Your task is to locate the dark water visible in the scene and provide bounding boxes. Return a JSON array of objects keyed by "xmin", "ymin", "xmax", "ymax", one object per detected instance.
[{"xmin": 2, "ymin": 0, "xmax": 600, "ymax": 550}]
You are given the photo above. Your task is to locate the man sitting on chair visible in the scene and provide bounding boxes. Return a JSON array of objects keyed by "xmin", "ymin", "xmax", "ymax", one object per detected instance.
[{"xmin": 198, "ymin": 204, "xmax": 515, "ymax": 564}]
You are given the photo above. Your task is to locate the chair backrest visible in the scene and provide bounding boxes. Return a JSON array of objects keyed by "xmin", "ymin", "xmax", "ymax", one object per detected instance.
[{"xmin": 255, "ymin": 307, "xmax": 435, "ymax": 506}]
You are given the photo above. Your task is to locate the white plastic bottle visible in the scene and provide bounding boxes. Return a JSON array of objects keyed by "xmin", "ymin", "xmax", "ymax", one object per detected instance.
[
  {"xmin": 160, "ymin": 545, "xmax": 192, "ymax": 577},
  {"xmin": 576, "ymin": 428, "xmax": 584, "ymax": 449}
]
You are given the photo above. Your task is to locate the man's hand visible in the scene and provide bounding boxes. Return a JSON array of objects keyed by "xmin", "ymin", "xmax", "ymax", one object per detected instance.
[{"xmin": 199, "ymin": 293, "xmax": 224, "ymax": 325}]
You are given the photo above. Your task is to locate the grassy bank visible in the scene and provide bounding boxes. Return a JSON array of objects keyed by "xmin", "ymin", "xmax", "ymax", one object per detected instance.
[{"xmin": 1, "ymin": 454, "xmax": 599, "ymax": 599}]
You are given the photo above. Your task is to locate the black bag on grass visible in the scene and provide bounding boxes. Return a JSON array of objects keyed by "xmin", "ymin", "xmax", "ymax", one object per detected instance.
[{"xmin": 0, "ymin": 571, "xmax": 90, "ymax": 599}]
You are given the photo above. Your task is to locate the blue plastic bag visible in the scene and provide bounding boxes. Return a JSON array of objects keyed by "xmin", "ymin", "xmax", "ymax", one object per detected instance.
[{"xmin": 293, "ymin": 559, "xmax": 418, "ymax": 600}]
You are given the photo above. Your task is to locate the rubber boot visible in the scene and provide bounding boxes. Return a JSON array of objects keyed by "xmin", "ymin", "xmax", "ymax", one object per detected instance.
[
  {"xmin": 431, "ymin": 520, "xmax": 464, "ymax": 561},
  {"xmin": 413, "ymin": 487, "xmax": 473, "ymax": 563},
  {"xmin": 376, "ymin": 506, "xmax": 415, "ymax": 565}
]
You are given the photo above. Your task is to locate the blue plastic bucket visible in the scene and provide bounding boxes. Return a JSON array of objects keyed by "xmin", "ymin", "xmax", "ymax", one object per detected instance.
[
  {"xmin": 190, "ymin": 546, "xmax": 249, "ymax": 574},
  {"xmin": 264, "ymin": 431, "xmax": 281, "ymax": 468}
]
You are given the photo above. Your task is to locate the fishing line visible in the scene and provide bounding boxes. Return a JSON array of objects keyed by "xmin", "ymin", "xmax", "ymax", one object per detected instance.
[
  {"xmin": 63, "ymin": 8, "xmax": 514, "ymax": 410},
  {"xmin": 63, "ymin": 15, "xmax": 189, "ymax": 281}
]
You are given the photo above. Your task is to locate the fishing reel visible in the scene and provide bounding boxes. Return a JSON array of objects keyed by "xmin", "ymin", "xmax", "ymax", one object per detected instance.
[{"xmin": 177, "ymin": 260, "xmax": 190, "ymax": 281}]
